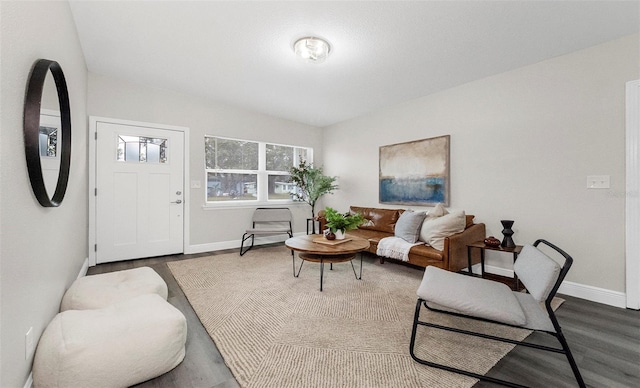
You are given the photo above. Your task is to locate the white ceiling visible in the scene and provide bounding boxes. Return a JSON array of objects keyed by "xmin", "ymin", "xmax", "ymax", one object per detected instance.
[{"xmin": 69, "ymin": 1, "xmax": 639, "ymax": 127}]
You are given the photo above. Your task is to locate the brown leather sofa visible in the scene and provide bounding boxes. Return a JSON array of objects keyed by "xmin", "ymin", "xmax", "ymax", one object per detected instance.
[{"xmin": 319, "ymin": 206, "xmax": 485, "ymax": 272}]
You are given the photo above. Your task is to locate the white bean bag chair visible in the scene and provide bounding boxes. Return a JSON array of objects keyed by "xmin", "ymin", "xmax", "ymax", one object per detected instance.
[
  {"xmin": 33, "ymin": 293, "xmax": 187, "ymax": 388},
  {"xmin": 60, "ymin": 266, "xmax": 168, "ymax": 311}
]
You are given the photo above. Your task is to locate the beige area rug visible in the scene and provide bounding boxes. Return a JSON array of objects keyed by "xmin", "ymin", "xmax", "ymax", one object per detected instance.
[{"xmin": 168, "ymin": 246, "xmax": 548, "ymax": 388}]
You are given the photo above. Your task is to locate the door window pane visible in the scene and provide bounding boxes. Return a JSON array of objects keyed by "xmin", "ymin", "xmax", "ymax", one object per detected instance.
[
  {"xmin": 117, "ymin": 136, "xmax": 167, "ymax": 163},
  {"xmin": 39, "ymin": 126, "xmax": 58, "ymax": 157},
  {"xmin": 268, "ymin": 174, "xmax": 293, "ymax": 200},
  {"xmin": 207, "ymin": 172, "xmax": 257, "ymax": 201}
]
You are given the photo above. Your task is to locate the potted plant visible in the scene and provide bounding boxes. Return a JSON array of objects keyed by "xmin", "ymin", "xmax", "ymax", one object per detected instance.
[
  {"xmin": 289, "ymin": 160, "xmax": 338, "ymax": 220},
  {"xmin": 323, "ymin": 207, "xmax": 365, "ymax": 240}
]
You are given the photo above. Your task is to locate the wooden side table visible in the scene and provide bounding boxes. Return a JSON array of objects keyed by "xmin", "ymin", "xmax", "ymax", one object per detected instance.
[{"xmin": 467, "ymin": 241, "xmax": 523, "ymax": 290}]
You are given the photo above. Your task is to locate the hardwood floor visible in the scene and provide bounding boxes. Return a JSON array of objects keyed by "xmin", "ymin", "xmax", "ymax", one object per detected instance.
[
  {"xmin": 478, "ymin": 294, "xmax": 640, "ymax": 387},
  {"xmin": 88, "ymin": 248, "xmax": 640, "ymax": 388}
]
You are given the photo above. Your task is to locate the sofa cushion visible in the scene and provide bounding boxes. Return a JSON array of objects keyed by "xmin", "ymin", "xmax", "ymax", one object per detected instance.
[
  {"xmin": 407, "ymin": 244, "xmax": 445, "ymax": 261},
  {"xmin": 348, "ymin": 228, "xmax": 446, "ymax": 263},
  {"xmin": 426, "ymin": 203, "xmax": 448, "ymax": 220},
  {"xmin": 347, "ymin": 228, "xmax": 387, "ymax": 241},
  {"xmin": 347, "ymin": 228, "xmax": 387, "ymax": 252},
  {"xmin": 394, "ymin": 210, "xmax": 426, "ymax": 243},
  {"xmin": 350, "ymin": 206, "xmax": 402, "ymax": 234},
  {"xmin": 419, "ymin": 210, "xmax": 466, "ymax": 250}
]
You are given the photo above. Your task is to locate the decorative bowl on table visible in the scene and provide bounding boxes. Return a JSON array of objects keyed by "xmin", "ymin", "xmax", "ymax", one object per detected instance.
[
  {"xmin": 324, "ymin": 230, "xmax": 336, "ymax": 240},
  {"xmin": 484, "ymin": 236, "xmax": 501, "ymax": 248}
]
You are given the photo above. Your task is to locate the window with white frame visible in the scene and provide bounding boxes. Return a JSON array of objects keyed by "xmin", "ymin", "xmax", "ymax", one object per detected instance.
[{"xmin": 204, "ymin": 136, "xmax": 311, "ymax": 203}]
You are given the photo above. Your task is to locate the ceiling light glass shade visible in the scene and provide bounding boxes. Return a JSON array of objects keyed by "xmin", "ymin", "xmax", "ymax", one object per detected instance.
[{"xmin": 294, "ymin": 37, "xmax": 331, "ymax": 64}]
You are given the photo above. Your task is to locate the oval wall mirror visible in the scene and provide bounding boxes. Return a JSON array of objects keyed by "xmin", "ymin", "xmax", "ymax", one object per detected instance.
[{"xmin": 23, "ymin": 59, "xmax": 71, "ymax": 207}]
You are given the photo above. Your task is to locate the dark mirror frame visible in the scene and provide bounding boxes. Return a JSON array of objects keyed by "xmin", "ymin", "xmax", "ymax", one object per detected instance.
[{"xmin": 23, "ymin": 59, "xmax": 71, "ymax": 207}]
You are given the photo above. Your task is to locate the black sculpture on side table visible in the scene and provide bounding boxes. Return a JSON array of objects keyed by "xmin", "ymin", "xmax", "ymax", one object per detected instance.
[{"xmin": 500, "ymin": 220, "xmax": 515, "ymax": 248}]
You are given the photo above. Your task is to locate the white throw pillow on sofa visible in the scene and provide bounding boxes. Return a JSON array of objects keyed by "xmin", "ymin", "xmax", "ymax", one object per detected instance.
[
  {"xmin": 426, "ymin": 203, "xmax": 448, "ymax": 220},
  {"xmin": 419, "ymin": 210, "xmax": 466, "ymax": 250}
]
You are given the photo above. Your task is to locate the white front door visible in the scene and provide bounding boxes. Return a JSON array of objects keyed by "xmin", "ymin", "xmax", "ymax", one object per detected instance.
[{"xmin": 95, "ymin": 121, "xmax": 184, "ymax": 263}]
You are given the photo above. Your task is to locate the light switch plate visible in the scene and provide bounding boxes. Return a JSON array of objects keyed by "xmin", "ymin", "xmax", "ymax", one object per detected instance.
[
  {"xmin": 587, "ymin": 175, "xmax": 610, "ymax": 189},
  {"xmin": 190, "ymin": 180, "xmax": 201, "ymax": 189}
]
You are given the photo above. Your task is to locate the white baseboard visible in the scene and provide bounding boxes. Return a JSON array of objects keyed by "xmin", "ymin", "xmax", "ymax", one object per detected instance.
[
  {"xmin": 557, "ymin": 281, "xmax": 627, "ymax": 308},
  {"xmin": 23, "ymin": 372, "xmax": 33, "ymax": 388},
  {"xmin": 78, "ymin": 257, "xmax": 89, "ymax": 278},
  {"xmin": 471, "ymin": 264, "xmax": 627, "ymax": 308},
  {"xmin": 482, "ymin": 264, "xmax": 514, "ymax": 278},
  {"xmin": 185, "ymin": 240, "xmax": 238, "ymax": 254},
  {"xmin": 185, "ymin": 232, "xmax": 305, "ymax": 255}
]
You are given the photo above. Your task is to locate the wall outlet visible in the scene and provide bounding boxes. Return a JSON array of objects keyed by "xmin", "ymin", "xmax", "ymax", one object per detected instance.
[
  {"xmin": 587, "ymin": 175, "xmax": 610, "ymax": 189},
  {"xmin": 25, "ymin": 327, "xmax": 34, "ymax": 360}
]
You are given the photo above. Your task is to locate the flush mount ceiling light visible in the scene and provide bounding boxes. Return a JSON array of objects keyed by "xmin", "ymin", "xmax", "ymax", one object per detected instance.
[{"xmin": 293, "ymin": 37, "xmax": 331, "ymax": 64}]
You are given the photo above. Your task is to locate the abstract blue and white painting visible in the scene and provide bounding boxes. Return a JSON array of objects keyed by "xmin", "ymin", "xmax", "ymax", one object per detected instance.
[{"xmin": 379, "ymin": 135, "xmax": 450, "ymax": 206}]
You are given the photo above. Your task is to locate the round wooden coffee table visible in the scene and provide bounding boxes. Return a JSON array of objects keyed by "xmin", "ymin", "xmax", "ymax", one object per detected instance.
[{"xmin": 285, "ymin": 234, "xmax": 370, "ymax": 291}]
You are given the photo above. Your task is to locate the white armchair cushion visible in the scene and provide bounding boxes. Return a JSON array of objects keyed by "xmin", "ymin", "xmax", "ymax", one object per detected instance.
[
  {"xmin": 514, "ymin": 244, "xmax": 561, "ymax": 302},
  {"xmin": 513, "ymin": 292, "xmax": 555, "ymax": 332},
  {"xmin": 417, "ymin": 266, "xmax": 526, "ymax": 326}
]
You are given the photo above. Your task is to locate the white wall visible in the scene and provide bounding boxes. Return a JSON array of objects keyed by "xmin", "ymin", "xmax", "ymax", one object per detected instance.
[
  {"xmin": 323, "ymin": 34, "xmax": 639, "ymax": 296},
  {"xmin": 0, "ymin": 1, "xmax": 88, "ymax": 387},
  {"xmin": 87, "ymin": 74, "xmax": 323, "ymax": 252}
]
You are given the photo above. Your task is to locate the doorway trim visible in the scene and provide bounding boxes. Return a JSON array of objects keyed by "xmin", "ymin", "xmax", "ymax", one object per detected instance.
[
  {"xmin": 88, "ymin": 116, "xmax": 190, "ymax": 266},
  {"xmin": 626, "ymin": 80, "xmax": 639, "ymax": 309}
]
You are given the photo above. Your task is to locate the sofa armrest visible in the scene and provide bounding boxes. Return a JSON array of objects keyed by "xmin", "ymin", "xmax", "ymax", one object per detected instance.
[
  {"xmin": 317, "ymin": 215, "xmax": 327, "ymax": 233},
  {"xmin": 445, "ymin": 223, "xmax": 486, "ymax": 272}
]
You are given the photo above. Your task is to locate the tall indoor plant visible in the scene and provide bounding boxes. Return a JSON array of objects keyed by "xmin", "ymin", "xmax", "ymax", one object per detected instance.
[{"xmin": 289, "ymin": 160, "xmax": 338, "ymax": 219}]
